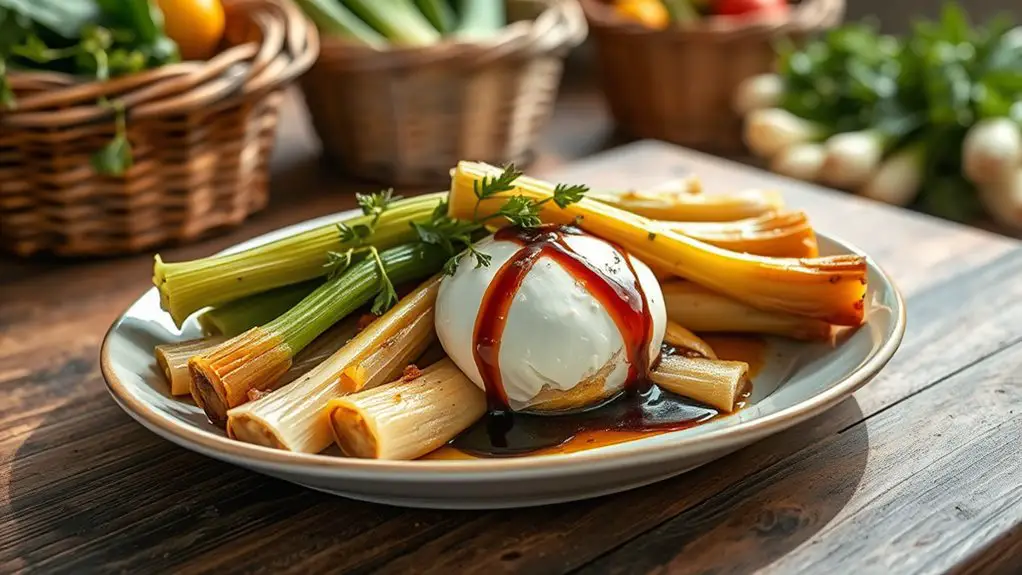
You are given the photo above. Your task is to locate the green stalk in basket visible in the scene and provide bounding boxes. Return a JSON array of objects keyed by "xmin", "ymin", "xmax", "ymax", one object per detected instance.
[
  {"xmin": 153, "ymin": 192, "xmax": 444, "ymax": 327},
  {"xmin": 341, "ymin": 0, "xmax": 441, "ymax": 46},
  {"xmin": 414, "ymin": 0, "xmax": 456, "ymax": 34},
  {"xmin": 661, "ymin": 0, "xmax": 699, "ymax": 24},
  {"xmin": 293, "ymin": 0, "xmax": 387, "ymax": 46},
  {"xmin": 453, "ymin": 0, "xmax": 505, "ymax": 38},
  {"xmin": 197, "ymin": 280, "xmax": 321, "ymax": 337},
  {"xmin": 189, "ymin": 242, "xmax": 447, "ymax": 425}
]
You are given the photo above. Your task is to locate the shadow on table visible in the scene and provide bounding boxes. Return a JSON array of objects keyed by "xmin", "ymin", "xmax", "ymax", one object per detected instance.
[{"xmin": 4, "ymin": 392, "xmax": 867, "ymax": 574}]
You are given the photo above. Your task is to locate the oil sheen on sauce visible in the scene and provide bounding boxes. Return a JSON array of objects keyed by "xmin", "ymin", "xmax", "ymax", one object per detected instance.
[{"xmin": 450, "ymin": 225, "xmax": 723, "ymax": 458}]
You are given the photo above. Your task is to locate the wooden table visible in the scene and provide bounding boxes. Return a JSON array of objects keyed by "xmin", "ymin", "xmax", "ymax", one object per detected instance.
[{"xmin": 3, "ymin": 99, "xmax": 1021, "ymax": 574}]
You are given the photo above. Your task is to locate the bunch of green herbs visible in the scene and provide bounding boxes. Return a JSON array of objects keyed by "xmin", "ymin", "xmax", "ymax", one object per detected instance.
[{"xmin": 0, "ymin": 0, "xmax": 179, "ymax": 175}]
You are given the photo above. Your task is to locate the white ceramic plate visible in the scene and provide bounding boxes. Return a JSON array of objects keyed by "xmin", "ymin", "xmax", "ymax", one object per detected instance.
[{"xmin": 101, "ymin": 209, "xmax": 906, "ymax": 509}]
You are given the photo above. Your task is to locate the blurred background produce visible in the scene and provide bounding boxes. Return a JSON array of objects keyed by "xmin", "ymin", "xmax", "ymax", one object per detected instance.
[
  {"xmin": 736, "ymin": 4, "xmax": 1022, "ymax": 227},
  {"xmin": 580, "ymin": 0, "xmax": 845, "ymax": 154},
  {"xmin": 0, "ymin": 0, "xmax": 314, "ymax": 256},
  {"xmin": 0, "ymin": 0, "xmax": 226, "ymax": 175},
  {"xmin": 292, "ymin": 0, "xmax": 586, "ymax": 185}
]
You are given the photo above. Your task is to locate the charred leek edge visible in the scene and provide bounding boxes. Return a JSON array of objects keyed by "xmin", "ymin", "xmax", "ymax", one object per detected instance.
[
  {"xmin": 661, "ymin": 281, "xmax": 833, "ymax": 341},
  {"xmin": 339, "ymin": 309, "xmax": 436, "ymax": 393},
  {"xmin": 451, "ymin": 162, "xmax": 867, "ymax": 326},
  {"xmin": 590, "ymin": 187, "xmax": 785, "ymax": 222},
  {"xmin": 227, "ymin": 275, "xmax": 441, "ymax": 453},
  {"xmin": 663, "ymin": 321, "xmax": 717, "ymax": 359},
  {"xmin": 197, "ymin": 280, "xmax": 321, "ymax": 337},
  {"xmin": 650, "ymin": 355, "xmax": 749, "ymax": 413},
  {"xmin": 155, "ymin": 336, "xmax": 227, "ymax": 396},
  {"xmin": 327, "ymin": 358, "xmax": 487, "ymax": 460},
  {"xmin": 154, "ymin": 193, "xmax": 444, "ymax": 327},
  {"xmin": 667, "ymin": 211, "xmax": 821, "ymax": 258},
  {"xmin": 189, "ymin": 244, "xmax": 445, "ymax": 425}
]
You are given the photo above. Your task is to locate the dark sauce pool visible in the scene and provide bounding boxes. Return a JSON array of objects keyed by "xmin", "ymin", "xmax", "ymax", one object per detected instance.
[{"xmin": 441, "ymin": 224, "xmax": 758, "ymax": 459}]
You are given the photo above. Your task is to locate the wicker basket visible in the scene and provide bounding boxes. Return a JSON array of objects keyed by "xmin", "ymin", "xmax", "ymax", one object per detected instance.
[
  {"xmin": 299, "ymin": 0, "xmax": 588, "ymax": 186},
  {"xmin": 0, "ymin": 0, "xmax": 318, "ymax": 257},
  {"xmin": 582, "ymin": 0, "xmax": 844, "ymax": 154}
]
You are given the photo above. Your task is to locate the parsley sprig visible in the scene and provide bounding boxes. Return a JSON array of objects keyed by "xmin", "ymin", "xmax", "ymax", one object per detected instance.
[
  {"xmin": 325, "ymin": 189, "xmax": 403, "ymax": 314},
  {"xmin": 413, "ymin": 164, "xmax": 589, "ymax": 275}
]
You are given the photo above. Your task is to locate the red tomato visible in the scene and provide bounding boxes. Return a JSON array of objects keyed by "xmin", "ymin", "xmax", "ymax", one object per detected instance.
[{"xmin": 715, "ymin": 0, "xmax": 789, "ymax": 17}]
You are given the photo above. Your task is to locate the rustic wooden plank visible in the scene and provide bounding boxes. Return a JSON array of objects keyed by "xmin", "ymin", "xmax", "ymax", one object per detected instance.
[
  {"xmin": 575, "ymin": 341, "xmax": 1022, "ymax": 575},
  {"xmin": 2, "ymin": 139, "xmax": 1020, "ymax": 575}
]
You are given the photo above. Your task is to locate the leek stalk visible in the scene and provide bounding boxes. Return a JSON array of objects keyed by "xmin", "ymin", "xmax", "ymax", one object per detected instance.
[
  {"xmin": 154, "ymin": 193, "xmax": 443, "ymax": 326},
  {"xmin": 197, "ymin": 280, "xmax": 321, "ymax": 337},
  {"xmin": 449, "ymin": 162, "xmax": 868, "ymax": 326},
  {"xmin": 227, "ymin": 276, "xmax": 441, "ymax": 452},
  {"xmin": 341, "ymin": 0, "xmax": 441, "ymax": 45},
  {"xmin": 294, "ymin": 0, "xmax": 387, "ymax": 46},
  {"xmin": 189, "ymin": 243, "xmax": 446, "ymax": 425},
  {"xmin": 327, "ymin": 359, "xmax": 486, "ymax": 460},
  {"xmin": 453, "ymin": 0, "xmax": 504, "ymax": 38}
]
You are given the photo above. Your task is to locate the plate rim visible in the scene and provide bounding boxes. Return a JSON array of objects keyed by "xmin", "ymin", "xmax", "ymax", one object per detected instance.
[{"xmin": 99, "ymin": 212, "xmax": 907, "ymax": 479}]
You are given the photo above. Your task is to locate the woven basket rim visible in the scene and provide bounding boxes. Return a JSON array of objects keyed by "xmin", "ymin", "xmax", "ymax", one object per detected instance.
[
  {"xmin": 1, "ymin": 0, "xmax": 318, "ymax": 126},
  {"xmin": 313, "ymin": 0, "xmax": 588, "ymax": 72},
  {"xmin": 581, "ymin": 0, "xmax": 845, "ymax": 40}
]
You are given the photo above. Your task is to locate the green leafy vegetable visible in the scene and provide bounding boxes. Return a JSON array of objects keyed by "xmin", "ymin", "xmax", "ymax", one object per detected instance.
[
  {"xmin": 0, "ymin": 0, "xmax": 179, "ymax": 175},
  {"xmin": 776, "ymin": 3, "xmax": 1022, "ymax": 221}
]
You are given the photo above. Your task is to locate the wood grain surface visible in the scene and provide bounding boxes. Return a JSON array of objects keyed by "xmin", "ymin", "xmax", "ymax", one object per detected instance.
[{"xmin": 2, "ymin": 94, "xmax": 1021, "ymax": 575}]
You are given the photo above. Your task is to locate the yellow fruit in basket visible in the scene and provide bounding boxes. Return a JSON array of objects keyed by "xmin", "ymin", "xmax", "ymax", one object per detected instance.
[
  {"xmin": 157, "ymin": 0, "xmax": 226, "ymax": 61},
  {"xmin": 614, "ymin": 0, "xmax": 670, "ymax": 29}
]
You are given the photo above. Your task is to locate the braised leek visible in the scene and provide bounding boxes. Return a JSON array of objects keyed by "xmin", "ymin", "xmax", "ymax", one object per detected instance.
[
  {"xmin": 227, "ymin": 276, "xmax": 441, "ymax": 452},
  {"xmin": 327, "ymin": 358, "xmax": 486, "ymax": 459},
  {"xmin": 650, "ymin": 355, "xmax": 750, "ymax": 413},
  {"xmin": 449, "ymin": 162, "xmax": 868, "ymax": 325},
  {"xmin": 661, "ymin": 281, "xmax": 833, "ymax": 341},
  {"xmin": 189, "ymin": 244, "xmax": 445, "ymax": 425},
  {"xmin": 667, "ymin": 211, "xmax": 820, "ymax": 258},
  {"xmin": 154, "ymin": 193, "xmax": 443, "ymax": 326}
]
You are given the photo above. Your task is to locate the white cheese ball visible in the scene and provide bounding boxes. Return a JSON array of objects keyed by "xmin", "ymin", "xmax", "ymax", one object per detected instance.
[{"xmin": 435, "ymin": 232, "xmax": 667, "ymax": 412}]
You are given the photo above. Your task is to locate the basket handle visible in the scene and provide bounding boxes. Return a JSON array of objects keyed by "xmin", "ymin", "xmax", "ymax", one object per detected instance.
[{"xmin": 1, "ymin": 0, "xmax": 318, "ymax": 127}]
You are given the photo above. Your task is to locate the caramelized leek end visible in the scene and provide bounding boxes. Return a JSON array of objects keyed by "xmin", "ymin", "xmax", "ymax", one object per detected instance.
[
  {"xmin": 327, "ymin": 359, "xmax": 486, "ymax": 460},
  {"xmin": 450, "ymin": 161, "xmax": 867, "ymax": 325},
  {"xmin": 338, "ymin": 309, "xmax": 436, "ymax": 393},
  {"xmin": 668, "ymin": 211, "xmax": 820, "ymax": 258},
  {"xmin": 227, "ymin": 276, "xmax": 441, "ymax": 453},
  {"xmin": 155, "ymin": 336, "xmax": 226, "ymax": 396},
  {"xmin": 663, "ymin": 321, "xmax": 717, "ymax": 359},
  {"xmin": 651, "ymin": 356, "xmax": 749, "ymax": 413},
  {"xmin": 662, "ymin": 281, "xmax": 833, "ymax": 341},
  {"xmin": 188, "ymin": 327, "xmax": 293, "ymax": 425},
  {"xmin": 591, "ymin": 186, "xmax": 784, "ymax": 222}
]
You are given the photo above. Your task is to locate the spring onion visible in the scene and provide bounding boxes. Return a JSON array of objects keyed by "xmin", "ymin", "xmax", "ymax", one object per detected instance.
[
  {"xmin": 821, "ymin": 130, "xmax": 890, "ymax": 190},
  {"xmin": 962, "ymin": 118, "xmax": 1022, "ymax": 187},
  {"xmin": 770, "ymin": 143, "xmax": 826, "ymax": 183},
  {"xmin": 734, "ymin": 73, "xmax": 784, "ymax": 115},
  {"xmin": 189, "ymin": 243, "xmax": 446, "ymax": 425},
  {"xmin": 744, "ymin": 109, "xmax": 826, "ymax": 159},
  {"xmin": 859, "ymin": 142, "xmax": 926, "ymax": 207}
]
